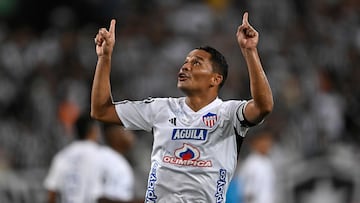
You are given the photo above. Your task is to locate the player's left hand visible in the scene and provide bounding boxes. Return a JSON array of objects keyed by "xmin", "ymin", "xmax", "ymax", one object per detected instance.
[
  {"xmin": 237, "ymin": 12, "xmax": 258, "ymax": 50},
  {"xmin": 95, "ymin": 19, "xmax": 116, "ymax": 57}
]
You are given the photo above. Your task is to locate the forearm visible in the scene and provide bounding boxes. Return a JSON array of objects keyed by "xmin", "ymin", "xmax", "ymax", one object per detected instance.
[
  {"xmin": 242, "ymin": 48, "xmax": 273, "ymax": 115},
  {"xmin": 91, "ymin": 55, "xmax": 113, "ymax": 119}
]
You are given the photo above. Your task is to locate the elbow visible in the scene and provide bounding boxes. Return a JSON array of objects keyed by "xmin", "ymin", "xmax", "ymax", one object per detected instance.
[
  {"xmin": 90, "ymin": 98, "xmax": 109, "ymax": 121},
  {"xmin": 90, "ymin": 110, "xmax": 98, "ymax": 120},
  {"xmin": 90, "ymin": 102, "xmax": 116, "ymax": 123},
  {"xmin": 260, "ymin": 98, "xmax": 274, "ymax": 117},
  {"xmin": 90, "ymin": 106, "xmax": 104, "ymax": 121},
  {"xmin": 90, "ymin": 109, "xmax": 100, "ymax": 120},
  {"xmin": 256, "ymin": 97, "xmax": 273, "ymax": 118}
]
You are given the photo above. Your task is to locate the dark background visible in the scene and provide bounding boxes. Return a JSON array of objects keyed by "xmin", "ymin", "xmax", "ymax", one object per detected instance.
[{"xmin": 0, "ymin": 0, "xmax": 360, "ymax": 202}]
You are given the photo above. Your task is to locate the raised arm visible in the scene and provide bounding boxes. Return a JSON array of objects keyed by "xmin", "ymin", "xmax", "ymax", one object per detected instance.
[
  {"xmin": 237, "ymin": 12, "xmax": 273, "ymax": 124},
  {"xmin": 91, "ymin": 19, "xmax": 122, "ymax": 124}
]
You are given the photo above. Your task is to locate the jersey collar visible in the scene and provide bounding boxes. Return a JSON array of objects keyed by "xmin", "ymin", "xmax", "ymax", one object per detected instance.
[{"xmin": 182, "ymin": 97, "xmax": 222, "ymax": 114}]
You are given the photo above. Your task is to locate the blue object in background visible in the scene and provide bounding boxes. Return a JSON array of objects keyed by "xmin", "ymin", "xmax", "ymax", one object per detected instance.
[{"xmin": 226, "ymin": 177, "xmax": 243, "ymax": 203}]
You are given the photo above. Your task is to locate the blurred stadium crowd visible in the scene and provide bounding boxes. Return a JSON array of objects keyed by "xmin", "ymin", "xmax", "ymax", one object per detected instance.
[{"xmin": 0, "ymin": 0, "xmax": 360, "ymax": 202}]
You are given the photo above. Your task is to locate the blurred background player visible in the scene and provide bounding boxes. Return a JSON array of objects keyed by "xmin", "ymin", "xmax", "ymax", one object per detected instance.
[
  {"xmin": 237, "ymin": 127, "xmax": 276, "ymax": 203},
  {"xmin": 97, "ymin": 124, "xmax": 143, "ymax": 203},
  {"xmin": 43, "ymin": 114, "xmax": 102, "ymax": 203}
]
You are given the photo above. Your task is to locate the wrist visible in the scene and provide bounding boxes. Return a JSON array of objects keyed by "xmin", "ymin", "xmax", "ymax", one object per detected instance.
[
  {"xmin": 241, "ymin": 47, "xmax": 258, "ymax": 58},
  {"xmin": 98, "ymin": 54, "xmax": 112, "ymax": 61},
  {"xmin": 241, "ymin": 47, "xmax": 257, "ymax": 53}
]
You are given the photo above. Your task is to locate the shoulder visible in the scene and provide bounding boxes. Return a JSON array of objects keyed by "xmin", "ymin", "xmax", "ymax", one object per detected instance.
[
  {"xmin": 221, "ymin": 99, "xmax": 247, "ymax": 107},
  {"xmin": 50, "ymin": 146, "xmax": 72, "ymax": 168},
  {"xmin": 244, "ymin": 154, "xmax": 269, "ymax": 169},
  {"xmin": 217, "ymin": 99, "xmax": 248, "ymax": 116},
  {"xmin": 97, "ymin": 147, "xmax": 117, "ymax": 170},
  {"xmin": 115, "ymin": 97, "xmax": 178, "ymax": 106},
  {"xmin": 145, "ymin": 97, "xmax": 183, "ymax": 105},
  {"xmin": 138, "ymin": 97, "xmax": 184, "ymax": 110},
  {"xmin": 99, "ymin": 147, "xmax": 131, "ymax": 172},
  {"xmin": 54, "ymin": 142, "xmax": 78, "ymax": 159},
  {"xmin": 98, "ymin": 147, "xmax": 125, "ymax": 163},
  {"xmin": 98, "ymin": 146, "xmax": 115, "ymax": 160},
  {"xmin": 98, "ymin": 146, "xmax": 109, "ymax": 155}
]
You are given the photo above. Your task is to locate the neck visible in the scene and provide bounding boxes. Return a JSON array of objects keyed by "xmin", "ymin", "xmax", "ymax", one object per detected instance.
[
  {"xmin": 185, "ymin": 93, "xmax": 218, "ymax": 112},
  {"xmin": 108, "ymin": 142, "xmax": 126, "ymax": 154},
  {"xmin": 86, "ymin": 134, "xmax": 98, "ymax": 143}
]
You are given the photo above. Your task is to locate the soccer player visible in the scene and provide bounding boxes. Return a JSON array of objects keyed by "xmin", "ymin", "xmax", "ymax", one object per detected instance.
[
  {"xmin": 44, "ymin": 114, "xmax": 102, "ymax": 203},
  {"xmin": 91, "ymin": 12, "xmax": 273, "ymax": 203},
  {"xmin": 97, "ymin": 124, "xmax": 141, "ymax": 203},
  {"xmin": 237, "ymin": 127, "xmax": 276, "ymax": 203}
]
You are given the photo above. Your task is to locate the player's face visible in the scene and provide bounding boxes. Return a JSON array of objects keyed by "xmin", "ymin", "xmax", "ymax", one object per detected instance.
[{"xmin": 177, "ymin": 49, "xmax": 219, "ymax": 94}]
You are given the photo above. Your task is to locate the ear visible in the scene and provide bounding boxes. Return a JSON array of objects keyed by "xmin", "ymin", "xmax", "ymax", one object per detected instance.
[{"xmin": 210, "ymin": 73, "xmax": 223, "ymax": 87}]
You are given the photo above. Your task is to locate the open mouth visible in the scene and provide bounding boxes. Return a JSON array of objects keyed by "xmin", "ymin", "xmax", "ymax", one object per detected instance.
[{"xmin": 178, "ymin": 73, "xmax": 189, "ymax": 81}]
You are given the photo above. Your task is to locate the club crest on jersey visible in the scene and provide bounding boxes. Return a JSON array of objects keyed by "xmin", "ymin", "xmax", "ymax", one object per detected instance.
[
  {"xmin": 202, "ymin": 112, "xmax": 218, "ymax": 128},
  {"xmin": 163, "ymin": 143, "xmax": 212, "ymax": 167}
]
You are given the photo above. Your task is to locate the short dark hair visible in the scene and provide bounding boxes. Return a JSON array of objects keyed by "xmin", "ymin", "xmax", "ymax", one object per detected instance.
[
  {"xmin": 196, "ymin": 46, "xmax": 228, "ymax": 88},
  {"xmin": 75, "ymin": 114, "xmax": 97, "ymax": 140},
  {"xmin": 247, "ymin": 124, "xmax": 274, "ymax": 141}
]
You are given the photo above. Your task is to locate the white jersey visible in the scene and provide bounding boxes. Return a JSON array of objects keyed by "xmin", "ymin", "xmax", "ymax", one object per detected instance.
[
  {"xmin": 115, "ymin": 97, "xmax": 251, "ymax": 203},
  {"xmin": 98, "ymin": 146, "xmax": 135, "ymax": 201},
  {"xmin": 238, "ymin": 153, "xmax": 275, "ymax": 203},
  {"xmin": 44, "ymin": 141, "xmax": 102, "ymax": 203}
]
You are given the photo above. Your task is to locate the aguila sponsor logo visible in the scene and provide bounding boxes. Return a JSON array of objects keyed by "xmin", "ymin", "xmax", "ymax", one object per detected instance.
[
  {"xmin": 163, "ymin": 143, "xmax": 212, "ymax": 167},
  {"xmin": 171, "ymin": 128, "xmax": 208, "ymax": 140}
]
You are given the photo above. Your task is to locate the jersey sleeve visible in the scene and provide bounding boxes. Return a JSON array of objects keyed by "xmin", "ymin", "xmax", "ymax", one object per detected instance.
[
  {"xmin": 114, "ymin": 98, "xmax": 158, "ymax": 131},
  {"xmin": 230, "ymin": 100, "xmax": 265, "ymax": 137},
  {"xmin": 43, "ymin": 156, "xmax": 63, "ymax": 191},
  {"xmin": 225, "ymin": 100, "xmax": 251, "ymax": 137}
]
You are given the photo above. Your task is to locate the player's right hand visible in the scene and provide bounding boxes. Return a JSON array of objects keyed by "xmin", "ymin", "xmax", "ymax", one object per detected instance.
[{"xmin": 95, "ymin": 19, "xmax": 116, "ymax": 57}]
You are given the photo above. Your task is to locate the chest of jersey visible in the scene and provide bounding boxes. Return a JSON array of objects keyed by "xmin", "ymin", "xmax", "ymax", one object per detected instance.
[{"xmin": 151, "ymin": 103, "xmax": 235, "ymax": 170}]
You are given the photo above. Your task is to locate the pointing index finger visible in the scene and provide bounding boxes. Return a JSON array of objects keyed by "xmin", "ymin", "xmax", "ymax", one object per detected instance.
[
  {"xmin": 242, "ymin": 12, "xmax": 249, "ymax": 25},
  {"xmin": 109, "ymin": 19, "xmax": 116, "ymax": 36}
]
